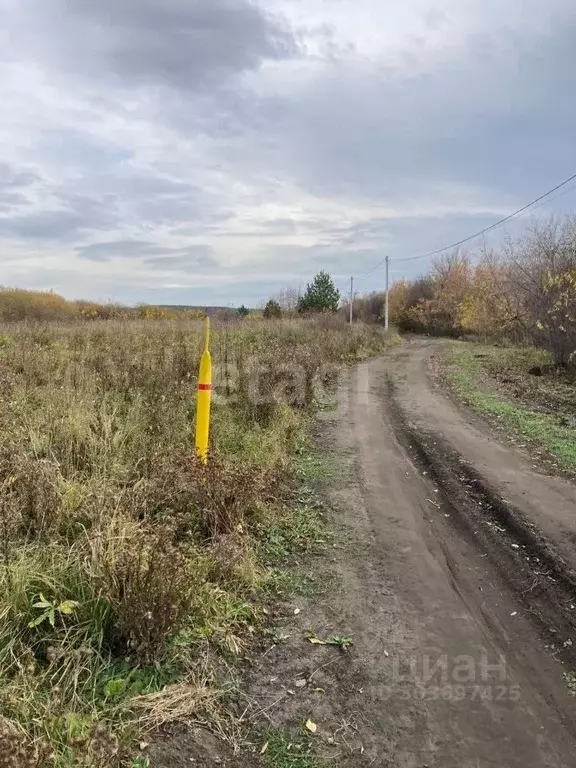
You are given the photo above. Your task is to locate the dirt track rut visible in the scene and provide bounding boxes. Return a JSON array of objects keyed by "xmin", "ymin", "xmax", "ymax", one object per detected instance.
[
  {"xmin": 327, "ymin": 338, "xmax": 576, "ymax": 766},
  {"xmin": 153, "ymin": 338, "xmax": 576, "ymax": 767}
]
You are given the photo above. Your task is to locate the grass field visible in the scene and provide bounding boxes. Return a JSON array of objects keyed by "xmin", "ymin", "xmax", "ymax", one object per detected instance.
[
  {"xmin": 441, "ymin": 342, "xmax": 576, "ymax": 473},
  {"xmin": 0, "ymin": 316, "xmax": 396, "ymax": 767}
]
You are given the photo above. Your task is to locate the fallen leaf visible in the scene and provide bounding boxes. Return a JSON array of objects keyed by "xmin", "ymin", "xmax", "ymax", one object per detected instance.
[
  {"xmin": 305, "ymin": 719, "xmax": 317, "ymax": 734},
  {"xmin": 295, "ymin": 679, "xmax": 307, "ymax": 688},
  {"xmin": 294, "ymin": 608, "xmax": 301, "ymax": 615},
  {"xmin": 308, "ymin": 637, "xmax": 326, "ymax": 645},
  {"xmin": 260, "ymin": 742, "xmax": 269, "ymax": 755}
]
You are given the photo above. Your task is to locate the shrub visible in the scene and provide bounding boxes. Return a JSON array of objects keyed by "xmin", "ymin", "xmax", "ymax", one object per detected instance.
[
  {"xmin": 0, "ymin": 717, "xmax": 52, "ymax": 768},
  {"xmin": 151, "ymin": 453, "xmax": 276, "ymax": 540},
  {"xmin": 263, "ymin": 299, "xmax": 282, "ymax": 319},
  {"xmin": 91, "ymin": 518, "xmax": 198, "ymax": 663},
  {"xmin": 0, "ymin": 448, "xmax": 61, "ymax": 542}
]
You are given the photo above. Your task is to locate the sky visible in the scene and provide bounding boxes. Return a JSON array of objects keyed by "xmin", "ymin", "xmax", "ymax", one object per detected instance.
[{"xmin": 1, "ymin": 0, "xmax": 576, "ymax": 306}]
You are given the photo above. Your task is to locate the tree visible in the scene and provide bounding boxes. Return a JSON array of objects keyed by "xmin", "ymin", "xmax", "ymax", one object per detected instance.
[
  {"xmin": 504, "ymin": 218, "xmax": 576, "ymax": 365},
  {"xmin": 402, "ymin": 252, "xmax": 470, "ymax": 336},
  {"xmin": 237, "ymin": 305, "xmax": 249, "ymax": 317},
  {"xmin": 297, "ymin": 271, "xmax": 340, "ymax": 313},
  {"xmin": 272, "ymin": 286, "xmax": 301, "ymax": 314},
  {"xmin": 263, "ymin": 299, "xmax": 282, "ymax": 319}
]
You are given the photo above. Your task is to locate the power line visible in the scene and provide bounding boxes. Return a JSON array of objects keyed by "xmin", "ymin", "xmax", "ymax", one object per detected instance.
[
  {"xmin": 356, "ymin": 255, "xmax": 387, "ymax": 279},
  {"xmin": 356, "ymin": 169, "xmax": 576, "ymax": 276},
  {"xmin": 512, "ymin": 178, "xmax": 576, "ymax": 219},
  {"xmin": 395, "ymin": 170, "xmax": 576, "ymax": 263}
]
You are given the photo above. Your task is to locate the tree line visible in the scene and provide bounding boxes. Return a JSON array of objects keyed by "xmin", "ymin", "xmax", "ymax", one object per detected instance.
[{"xmin": 349, "ymin": 217, "xmax": 576, "ymax": 367}]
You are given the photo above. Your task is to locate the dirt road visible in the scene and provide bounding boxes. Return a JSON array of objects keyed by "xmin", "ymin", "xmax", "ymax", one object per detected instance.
[
  {"xmin": 154, "ymin": 338, "xmax": 576, "ymax": 767},
  {"xmin": 320, "ymin": 337, "xmax": 576, "ymax": 766}
]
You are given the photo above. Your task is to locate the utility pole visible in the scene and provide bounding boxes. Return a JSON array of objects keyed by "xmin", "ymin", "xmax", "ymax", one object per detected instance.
[
  {"xmin": 384, "ymin": 256, "xmax": 389, "ymax": 331},
  {"xmin": 349, "ymin": 276, "xmax": 354, "ymax": 324}
]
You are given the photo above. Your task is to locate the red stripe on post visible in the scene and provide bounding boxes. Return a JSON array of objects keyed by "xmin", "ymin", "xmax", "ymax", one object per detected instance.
[{"xmin": 198, "ymin": 383, "xmax": 213, "ymax": 391}]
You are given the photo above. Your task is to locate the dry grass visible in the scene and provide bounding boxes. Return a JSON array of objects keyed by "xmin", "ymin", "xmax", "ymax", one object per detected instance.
[
  {"xmin": 133, "ymin": 677, "xmax": 219, "ymax": 729},
  {"xmin": 0, "ymin": 315, "xmax": 396, "ymax": 765}
]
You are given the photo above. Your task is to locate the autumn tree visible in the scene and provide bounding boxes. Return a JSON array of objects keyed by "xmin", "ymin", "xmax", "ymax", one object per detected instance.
[
  {"xmin": 458, "ymin": 253, "xmax": 517, "ymax": 339},
  {"xmin": 400, "ymin": 252, "xmax": 470, "ymax": 336},
  {"xmin": 272, "ymin": 286, "xmax": 301, "ymax": 314},
  {"xmin": 504, "ymin": 218, "xmax": 576, "ymax": 365},
  {"xmin": 354, "ymin": 215, "xmax": 576, "ymax": 364}
]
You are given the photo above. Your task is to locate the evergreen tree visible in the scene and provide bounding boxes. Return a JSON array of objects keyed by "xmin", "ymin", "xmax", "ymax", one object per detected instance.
[
  {"xmin": 263, "ymin": 299, "xmax": 282, "ymax": 318},
  {"xmin": 297, "ymin": 271, "xmax": 340, "ymax": 313}
]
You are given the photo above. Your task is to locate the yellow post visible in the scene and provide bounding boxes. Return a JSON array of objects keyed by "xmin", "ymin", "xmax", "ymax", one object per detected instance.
[{"xmin": 195, "ymin": 317, "xmax": 212, "ymax": 463}]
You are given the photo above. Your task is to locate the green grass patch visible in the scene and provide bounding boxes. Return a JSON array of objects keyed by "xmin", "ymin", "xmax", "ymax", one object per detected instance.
[
  {"xmin": 266, "ymin": 568, "xmax": 324, "ymax": 599},
  {"xmin": 443, "ymin": 342, "xmax": 576, "ymax": 471},
  {"xmin": 564, "ymin": 670, "xmax": 576, "ymax": 695},
  {"xmin": 260, "ymin": 729, "xmax": 321, "ymax": 768}
]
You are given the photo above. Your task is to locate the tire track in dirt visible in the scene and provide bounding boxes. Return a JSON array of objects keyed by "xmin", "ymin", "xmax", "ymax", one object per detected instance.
[
  {"xmin": 153, "ymin": 342, "xmax": 576, "ymax": 767},
  {"xmin": 248, "ymin": 346, "xmax": 576, "ymax": 767},
  {"xmin": 340, "ymin": 351, "xmax": 576, "ymax": 767},
  {"xmin": 250, "ymin": 341, "xmax": 576, "ymax": 767},
  {"xmin": 386, "ymin": 374, "xmax": 576, "ymax": 671}
]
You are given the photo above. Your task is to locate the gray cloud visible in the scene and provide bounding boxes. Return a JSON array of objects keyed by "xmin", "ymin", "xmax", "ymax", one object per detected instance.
[
  {"xmin": 0, "ymin": 210, "xmax": 97, "ymax": 241},
  {"xmin": 15, "ymin": 0, "xmax": 296, "ymax": 93},
  {"xmin": 0, "ymin": 162, "xmax": 39, "ymax": 189},
  {"xmin": 0, "ymin": 189, "xmax": 121, "ymax": 242},
  {"xmin": 145, "ymin": 246, "xmax": 219, "ymax": 271},
  {"xmin": 1, "ymin": 0, "xmax": 576, "ymax": 305},
  {"xmin": 78, "ymin": 240, "xmax": 170, "ymax": 262},
  {"xmin": 250, "ymin": 18, "xmax": 576, "ymax": 207},
  {"xmin": 78, "ymin": 241, "xmax": 219, "ymax": 271},
  {"xmin": 0, "ymin": 191, "xmax": 29, "ymax": 211},
  {"xmin": 0, "ymin": 162, "xmax": 39, "ymax": 214},
  {"xmin": 65, "ymin": 170, "xmax": 217, "ymax": 228}
]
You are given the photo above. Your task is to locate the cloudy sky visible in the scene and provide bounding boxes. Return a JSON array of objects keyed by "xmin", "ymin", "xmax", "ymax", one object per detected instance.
[{"xmin": 1, "ymin": 0, "xmax": 576, "ymax": 306}]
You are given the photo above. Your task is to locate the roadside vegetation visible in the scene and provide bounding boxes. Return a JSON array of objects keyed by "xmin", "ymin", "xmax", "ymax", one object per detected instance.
[
  {"xmin": 441, "ymin": 342, "xmax": 576, "ymax": 473},
  {"xmin": 0, "ymin": 310, "xmax": 395, "ymax": 766}
]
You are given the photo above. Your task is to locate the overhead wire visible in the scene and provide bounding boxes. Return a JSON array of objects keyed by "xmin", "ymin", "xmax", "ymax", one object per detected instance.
[{"xmin": 353, "ymin": 170, "xmax": 576, "ymax": 278}]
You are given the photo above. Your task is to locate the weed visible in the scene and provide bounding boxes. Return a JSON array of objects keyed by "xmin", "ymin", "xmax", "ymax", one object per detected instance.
[
  {"xmin": 260, "ymin": 729, "xmax": 320, "ymax": 768},
  {"xmin": 267, "ymin": 570, "xmax": 322, "ymax": 599},
  {"xmin": 92, "ymin": 519, "xmax": 200, "ymax": 663},
  {"xmin": 0, "ymin": 448, "xmax": 61, "ymax": 542},
  {"xmin": 264, "ymin": 627, "xmax": 291, "ymax": 646},
  {"xmin": 257, "ymin": 505, "xmax": 328, "ymax": 564},
  {"xmin": 28, "ymin": 594, "xmax": 80, "ymax": 629},
  {"xmin": 0, "ymin": 317, "xmax": 391, "ymax": 763},
  {"xmin": 325, "ymin": 635, "xmax": 354, "ymax": 651}
]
